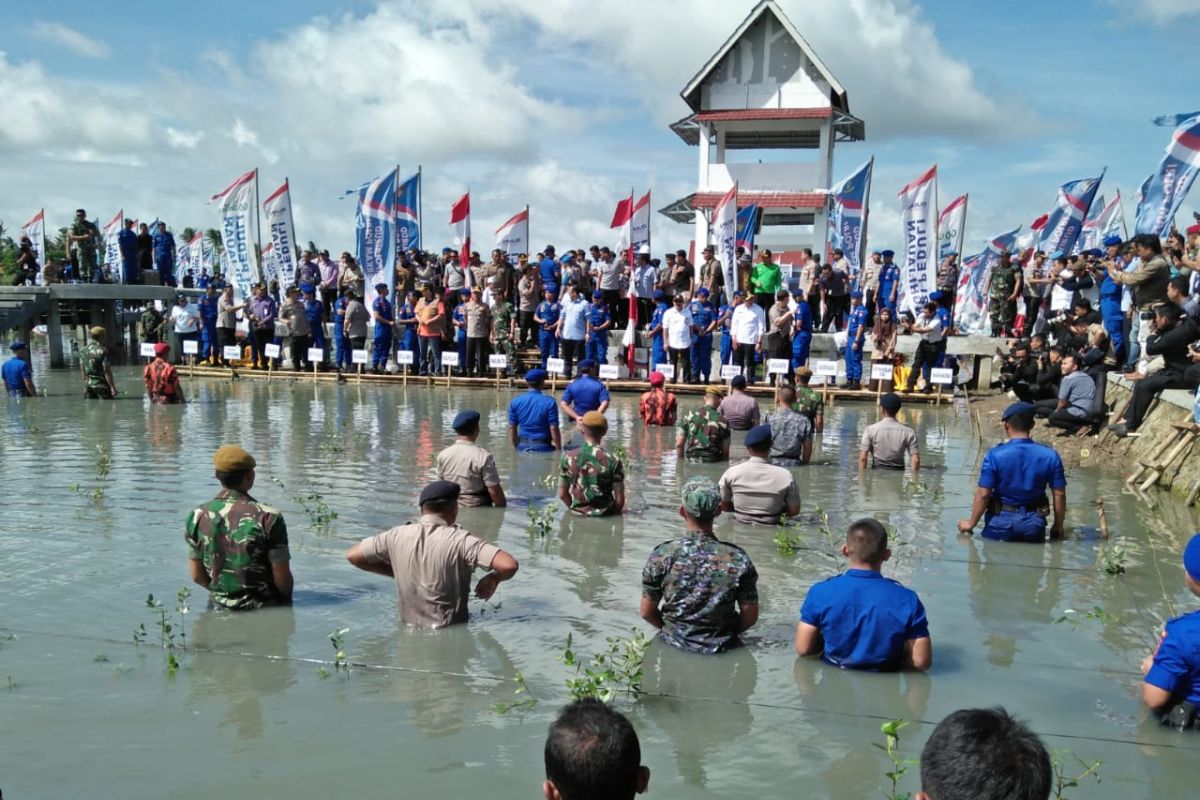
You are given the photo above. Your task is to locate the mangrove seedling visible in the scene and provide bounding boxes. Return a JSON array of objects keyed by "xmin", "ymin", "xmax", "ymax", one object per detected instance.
[
  {"xmin": 560, "ymin": 628, "xmax": 650, "ymax": 704},
  {"xmin": 611, "ymin": 442, "xmax": 630, "ymax": 466},
  {"xmin": 874, "ymin": 719, "xmax": 917, "ymax": 800},
  {"xmin": 94, "ymin": 444, "xmax": 112, "ymax": 478},
  {"xmin": 494, "ymin": 670, "xmax": 539, "ymax": 715},
  {"xmin": 528, "ymin": 503, "xmax": 556, "ymax": 537},
  {"xmin": 330, "ymin": 627, "xmax": 350, "ymax": 673},
  {"xmin": 1051, "ymin": 750, "xmax": 1102, "ymax": 799},
  {"xmin": 293, "ymin": 486, "xmax": 338, "ymax": 530},
  {"xmin": 1097, "ymin": 537, "xmax": 1129, "ymax": 576},
  {"xmin": 774, "ymin": 527, "xmax": 804, "ymax": 556},
  {"xmin": 133, "ymin": 623, "xmax": 147, "ymax": 647}
]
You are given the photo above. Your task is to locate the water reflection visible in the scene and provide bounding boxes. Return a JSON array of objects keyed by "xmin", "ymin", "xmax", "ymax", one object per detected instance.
[
  {"xmin": 556, "ymin": 513, "xmax": 625, "ymax": 606},
  {"xmin": 966, "ymin": 538, "xmax": 1063, "ymax": 667}
]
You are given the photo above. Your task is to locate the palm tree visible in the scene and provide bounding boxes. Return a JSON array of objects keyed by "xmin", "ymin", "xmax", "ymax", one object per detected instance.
[
  {"xmin": 181, "ymin": 226, "xmax": 197, "ymax": 244},
  {"xmin": 206, "ymin": 228, "xmax": 223, "ymax": 254}
]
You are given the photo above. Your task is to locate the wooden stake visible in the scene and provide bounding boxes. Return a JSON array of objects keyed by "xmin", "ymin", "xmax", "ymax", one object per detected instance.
[{"xmin": 1096, "ymin": 498, "xmax": 1109, "ymax": 540}]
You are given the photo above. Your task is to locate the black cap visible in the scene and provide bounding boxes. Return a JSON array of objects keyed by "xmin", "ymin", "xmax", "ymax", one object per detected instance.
[
  {"xmin": 880, "ymin": 393, "xmax": 902, "ymax": 412},
  {"xmin": 419, "ymin": 480, "xmax": 461, "ymax": 506},
  {"xmin": 731, "ymin": 374, "xmax": 747, "ymax": 388},
  {"xmin": 452, "ymin": 409, "xmax": 480, "ymax": 432}
]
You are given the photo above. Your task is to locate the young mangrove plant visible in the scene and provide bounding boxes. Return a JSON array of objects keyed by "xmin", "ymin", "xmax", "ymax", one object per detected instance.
[
  {"xmin": 292, "ymin": 486, "xmax": 339, "ymax": 530},
  {"xmin": 874, "ymin": 719, "xmax": 917, "ymax": 800},
  {"xmin": 773, "ymin": 526, "xmax": 804, "ymax": 556},
  {"xmin": 330, "ymin": 627, "xmax": 350, "ymax": 674},
  {"xmin": 1097, "ymin": 537, "xmax": 1130, "ymax": 576},
  {"xmin": 528, "ymin": 503, "xmax": 557, "ymax": 537},
  {"xmin": 493, "ymin": 669, "xmax": 539, "ymax": 715},
  {"xmin": 94, "ymin": 444, "xmax": 112, "ymax": 477},
  {"xmin": 559, "ymin": 628, "xmax": 650, "ymax": 704},
  {"xmin": 143, "ymin": 588, "xmax": 191, "ymax": 676},
  {"xmin": 1051, "ymin": 749, "xmax": 1102, "ymax": 799}
]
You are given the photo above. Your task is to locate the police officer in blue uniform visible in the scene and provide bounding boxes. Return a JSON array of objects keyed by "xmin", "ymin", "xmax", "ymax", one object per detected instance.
[
  {"xmin": 877, "ymin": 250, "xmax": 900, "ymax": 314},
  {"xmin": 1143, "ymin": 532, "xmax": 1200, "ymax": 727},
  {"xmin": 452, "ymin": 287, "xmax": 470, "ymax": 374},
  {"xmin": 370, "ymin": 282, "xmax": 394, "ymax": 374},
  {"xmin": 930, "ymin": 290, "xmax": 953, "ymax": 369},
  {"xmin": 717, "ymin": 291, "xmax": 736, "ymax": 370},
  {"xmin": 560, "ymin": 359, "xmax": 610, "ymax": 422},
  {"xmin": 507, "ymin": 368, "xmax": 562, "ymax": 452},
  {"xmin": 958, "ymin": 402, "xmax": 1067, "ymax": 542},
  {"xmin": 333, "ymin": 291, "xmax": 351, "ymax": 371},
  {"xmin": 302, "ymin": 284, "xmax": 325, "ymax": 367},
  {"xmin": 586, "ymin": 291, "xmax": 612, "ymax": 364},
  {"xmin": 197, "ymin": 284, "xmax": 221, "ymax": 365},
  {"xmin": 648, "ymin": 289, "xmax": 669, "ymax": 373},
  {"xmin": 790, "ymin": 288, "xmax": 814, "ymax": 370},
  {"xmin": 535, "ymin": 287, "xmax": 561, "ymax": 368},
  {"xmin": 117, "ymin": 219, "xmax": 138, "ymax": 285},
  {"xmin": 540, "ymin": 246, "xmax": 561, "ymax": 299},
  {"xmin": 152, "ymin": 222, "xmax": 177, "ymax": 286},
  {"xmin": 689, "ymin": 287, "xmax": 716, "ymax": 383},
  {"xmin": 1097, "ymin": 235, "xmax": 1127, "ymax": 361},
  {"xmin": 843, "ymin": 290, "xmax": 868, "ymax": 389}
]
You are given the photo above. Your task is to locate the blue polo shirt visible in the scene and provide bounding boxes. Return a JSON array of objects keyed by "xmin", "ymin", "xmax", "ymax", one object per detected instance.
[
  {"xmin": 562, "ymin": 374, "xmax": 609, "ymax": 415},
  {"xmin": 800, "ymin": 569, "xmax": 929, "ymax": 671},
  {"xmin": 560, "ymin": 297, "xmax": 590, "ymax": 341},
  {"xmin": 979, "ymin": 438, "xmax": 1066, "ymax": 505},
  {"xmin": 540, "ymin": 258, "xmax": 560, "ymax": 294},
  {"xmin": 793, "ymin": 301, "xmax": 813, "ymax": 334},
  {"xmin": 2, "ymin": 358, "xmax": 32, "ymax": 396},
  {"xmin": 508, "ymin": 388, "xmax": 559, "ymax": 444},
  {"xmin": 197, "ymin": 294, "xmax": 220, "ymax": 323},
  {"xmin": 846, "ymin": 304, "xmax": 868, "ymax": 335},
  {"xmin": 689, "ymin": 300, "xmax": 715, "ymax": 333},
  {"xmin": 1146, "ymin": 609, "xmax": 1200, "ymax": 706},
  {"xmin": 536, "ymin": 300, "xmax": 561, "ymax": 329}
]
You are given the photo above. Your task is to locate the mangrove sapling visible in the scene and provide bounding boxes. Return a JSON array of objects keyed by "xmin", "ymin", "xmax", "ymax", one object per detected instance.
[
  {"xmin": 1097, "ymin": 537, "xmax": 1131, "ymax": 576},
  {"xmin": 874, "ymin": 719, "xmax": 917, "ymax": 800},
  {"xmin": 1051, "ymin": 750, "xmax": 1102, "ymax": 799},
  {"xmin": 559, "ymin": 628, "xmax": 650, "ymax": 703},
  {"xmin": 528, "ymin": 503, "xmax": 556, "ymax": 537},
  {"xmin": 773, "ymin": 525, "xmax": 804, "ymax": 556},
  {"xmin": 493, "ymin": 670, "xmax": 539, "ymax": 714},
  {"xmin": 94, "ymin": 444, "xmax": 112, "ymax": 478},
  {"xmin": 330, "ymin": 627, "xmax": 350, "ymax": 674},
  {"xmin": 292, "ymin": 486, "xmax": 338, "ymax": 530}
]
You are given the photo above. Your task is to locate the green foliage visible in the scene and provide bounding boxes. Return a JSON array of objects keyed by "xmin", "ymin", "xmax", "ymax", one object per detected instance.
[
  {"xmin": 903, "ymin": 480, "xmax": 943, "ymax": 501},
  {"xmin": 874, "ymin": 719, "xmax": 917, "ymax": 800},
  {"xmin": 1097, "ymin": 537, "xmax": 1130, "ymax": 575},
  {"xmin": 538, "ymin": 471, "xmax": 559, "ymax": 489},
  {"xmin": 69, "ymin": 483, "xmax": 106, "ymax": 503},
  {"xmin": 1054, "ymin": 606, "xmax": 1113, "ymax": 631},
  {"xmin": 560, "ymin": 628, "xmax": 650, "ymax": 703},
  {"xmin": 528, "ymin": 503, "xmax": 556, "ymax": 537},
  {"xmin": 494, "ymin": 670, "xmax": 539, "ymax": 714},
  {"xmin": 293, "ymin": 487, "xmax": 338, "ymax": 530},
  {"xmin": 1051, "ymin": 750, "xmax": 1102, "ymax": 799},
  {"xmin": 774, "ymin": 527, "xmax": 803, "ymax": 556},
  {"xmin": 330, "ymin": 627, "xmax": 350, "ymax": 674},
  {"xmin": 611, "ymin": 442, "xmax": 630, "ymax": 466},
  {"xmin": 93, "ymin": 653, "xmax": 110, "ymax": 663},
  {"xmin": 142, "ymin": 588, "xmax": 190, "ymax": 676}
]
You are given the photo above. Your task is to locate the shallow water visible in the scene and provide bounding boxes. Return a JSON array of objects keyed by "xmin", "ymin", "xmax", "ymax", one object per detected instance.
[{"xmin": 2, "ymin": 354, "xmax": 1199, "ymax": 798}]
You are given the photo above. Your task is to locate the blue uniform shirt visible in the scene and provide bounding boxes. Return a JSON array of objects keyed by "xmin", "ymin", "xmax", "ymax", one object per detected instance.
[
  {"xmin": 717, "ymin": 304, "xmax": 733, "ymax": 331},
  {"xmin": 689, "ymin": 300, "xmax": 716, "ymax": 332},
  {"xmin": 397, "ymin": 302, "xmax": 416, "ymax": 327},
  {"xmin": 508, "ymin": 389, "xmax": 559, "ymax": 441},
  {"xmin": 197, "ymin": 295, "xmax": 220, "ymax": 322},
  {"xmin": 334, "ymin": 296, "xmax": 349, "ymax": 324},
  {"xmin": 304, "ymin": 297, "xmax": 323, "ymax": 328},
  {"xmin": 649, "ymin": 303, "xmax": 668, "ymax": 342},
  {"xmin": 452, "ymin": 303, "xmax": 466, "ymax": 331},
  {"xmin": 2, "ymin": 358, "xmax": 32, "ymax": 396},
  {"xmin": 1146, "ymin": 609, "xmax": 1200, "ymax": 706},
  {"xmin": 935, "ymin": 306, "xmax": 952, "ymax": 333},
  {"xmin": 979, "ymin": 438, "xmax": 1066, "ymax": 505},
  {"xmin": 793, "ymin": 301, "xmax": 813, "ymax": 334},
  {"xmin": 117, "ymin": 228, "xmax": 137, "ymax": 266},
  {"xmin": 1098, "ymin": 274, "xmax": 1123, "ymax": 317},
  {"xmin": 536, "ymin": 300, "xmax": 561, "ymax": 329},
  {"xmin": 878, "ymin": 264, "xmax": 900, "ymax": 295},
  {"xmin": 562, "ymin": 374, "xmax": 610, "ymax": 415},
  {"xmin": 800, "ymin": 569, "xmax": 929, "ymax": 671},
  {"xmin": 372, "ymin": 297, "xmax": 394, "ymax": 329},
  {"xmin": 209, "ymin": 276, "xmax": 227, "ymax": 292},
  {"xmin": 846, "ymin": 304, "xmax": 868, "ymax": 335},
  {"xmin": 560, "ymin": 297, "xmax": 590, "ymax": 341},
  {"xmin": 588, "ymin": 303, "xmax": 611, "ymax": 338},
  {"xmin": 540, "ymin": 258, "xmax": 561, "ymax": 293},
  {"xmin": 152, "ymin": 229, "xmax": 175, "ymax": 267}
]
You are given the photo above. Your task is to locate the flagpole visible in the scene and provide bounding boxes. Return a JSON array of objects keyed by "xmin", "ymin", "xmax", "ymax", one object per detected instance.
[
  {"xmin": 253, "ymin": 168, "xmax": 263, "ymax": 283},
  {"xmin": 417, "ymin": 165, "xmax": 424, "ymax": 249},
  {"xmin": 1117, "ymin": 190, "xmax": 1129, "ymax": 239}
]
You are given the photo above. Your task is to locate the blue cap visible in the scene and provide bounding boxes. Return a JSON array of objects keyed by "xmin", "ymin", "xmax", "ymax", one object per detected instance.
[
  {"xmin": 1001, "ymin": 401, "xmax": 1037, "ymax": 421},
  {"xmin": 577, "ymin": 358, "xmax": 595, "ymax": 371},
  {"xmin": 744, "ymin": 424, "xmax": 773, "ymax": 449},
  {"xmin": 300, "ymin": 283, "xmax": 315, "ymax": 293},
  {"xmin": 732, "ymin": 290, "xmax": 744, "ymax": 298},
  {"xmin": 1103, "ymin": 235, "xmax": 1123, "ymax": 247},
  {"xmin": 653, "ymin": 289, "xmax": 665, "ymax": 300},
  {"xmin": 697, "ymin": 287, "xmax": 710, "ymax": 297},
  {"xmin": 592, "ymin": 290, "xmax": 603, "ymax": 299},
  {"xmin": 881, "ymin": 249, "xmax": 895, "ymax": 257},
  {"xmin": 9, "ymin": 341, "xmax": 27, "ymax": 351},
  {"xmin": 850, "ymin": 290, "xmax": 864, "ymax": 299},
  {"xmin": 929, "ymin": 290, "xmax": 942, "ymax": 301},
  {"xmin": 525, "ymin": 368, "xmax": 547, "ymax": 383},
  {"xmin": 561, "ymin": 253, "xmax": 575, "ymax": 263},
  {"xmin": 442, "ymin": 247, "xmax": 454, "ymax": 253},
  {"xmin": 452, "ymin": 409, "xmax": 480, "ymax": 432},
  {"xmin": 1184, "ymin": 533, "xmax": 1200, "ymax": 580},
  {"xmin": 1085, "ymin": 248, "xmax": 1102, "ymax": 258},
  {"xmin": 871, "ymin": 248, "xmax": 881, "ymax": 255},
  {"xmin": 460, "ymin": 287, "xmax": 472, "ymax": 295}
]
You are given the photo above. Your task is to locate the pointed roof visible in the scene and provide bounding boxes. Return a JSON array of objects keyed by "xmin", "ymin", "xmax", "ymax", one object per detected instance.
[{"xmin": 681, "ymin": 0, "xmax": 848, "ymax": 114}]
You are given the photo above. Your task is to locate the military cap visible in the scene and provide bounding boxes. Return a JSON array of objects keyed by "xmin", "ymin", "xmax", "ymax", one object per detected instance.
[
  {"xmin": 880, "ymin": 392, "xmax": 902, "ymax": 412},
  {"xmin": 9, "ymin": 341, "xmax": 28, "ymax": 351},
  {"xmin": 681, "ymin": 476, "xmax": 721, "ymax": 519},
  {"xmin": 89, "ymin": 326, "xmax": 106, "ymax": 337},
  {"xmin": 419, "ymin": 479, "xmax": 461, "ymax": 506},
  {"xmin": 744, "ymin": 424, "xmax": 773, "ymax": 449},
  {"xmin": 881, "ymin": 249, "xmax": 895, "ymax": 257},
  {"xmin": 1102, "ymin": 235, "xmax": 1123, "ymax": 247},
  {"xmin": 154, "ymin": 342, "xmax": 170, "ymax": 357},
  {"xmin": 286, "ymin": 285, "xmax": 300, "ymax": 294},
  {"xmin": 1001, "ymin": 401, "xmax": 1037, "ymax": 421},
  {"xmin": 1184, "ymin": 533, "xmax": 1200, "ymax": 580},
  {"xmin": 795, "ymin": 366, "xmax": 813, "ymax": 378},
  {"xmin": 731, "ymin": 374, "xmax": 747, "ymax": 388},
  {"xmin": 704, "ymin": 385, "xmax": 725, "ymax": 397},
  {"xmin": 580, "ymin": 410, "xmax": 608, "ymax": 433},
  {"xmin": 576, "ymin": 358, "xmax": 595, "ymax": 372},
  {"xmin": 452, "ymin": 409, "xmax": 480, "ymax": 432},
  {"xmin": 525, "ymin": 367, "xmax": 547, "ymax": 383},
  {"xmin": 213, "ymin": 444, "xmax": 256, "ymax": 471}
]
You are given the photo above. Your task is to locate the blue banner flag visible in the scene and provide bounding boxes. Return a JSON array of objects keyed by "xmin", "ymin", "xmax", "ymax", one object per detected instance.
[
  {"xmin": 1153, "ymin": 112, "xmax": 1200, "ymax": 127},
  {"xmin": 736, "ymin": 204, "xmax": 759, "ymax": 253},
  {"xmin": 395, "ymin": 172, "xmax": 421, "ymax": 255},
  {"xmin": 828, "ymin": 157, "xmax": 873, "ymax": 280},
  {"xmin": 1039, "ymin": 172, "xmax": 1103, "ymax": 256},
  {"xmin": 356, "ymin": 169, "xmax": 398, "ymax": 308},
  {"xmin": 1135, "ymin": 114, "xmax": 1200, "ymax": 237}
]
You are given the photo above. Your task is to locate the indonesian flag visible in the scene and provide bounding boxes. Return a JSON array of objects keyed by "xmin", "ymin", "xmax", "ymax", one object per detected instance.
[
  {"xmin": 450, "ymin": 192, "xmax": 471, "ymax": 269},
  {"xmin": 611, "ymin": 192, "xmax": 634, "ymax": 265}
]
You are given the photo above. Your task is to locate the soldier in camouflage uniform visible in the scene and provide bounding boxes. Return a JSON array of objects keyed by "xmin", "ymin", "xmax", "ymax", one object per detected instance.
[
  {"xmin": 640, "ymin": 476, "xmax": 759, "ymax": 654},
  {"xmin": 80, "ymin": 326, "xmax": 118, "ymax": 399},
  {"xmin": 490, "ymin": 283, "xmax": 516, "ymax": 373},
  {"xmin": 69, "ymin": 208, "xmax": 100, "ymax": 282},
  {"xmin": 139, "ymin": 305, "xmax": 167, "ymax": 344},
  {"xmin": 675, "ymin": 386, "xmax": 731, "ymax": 462},
  {"xmin": 792, "ymin": 367, "xmax": 825, "ymax": 434},
  {"xmin": 185, "ymin": 445, "xmax": 293, "ymax": 610},
  {"xmin": 988, "ymin": 251, "xmax": 1023, "ymax": 337},
  {"xmin": 558, "ymin": 411, "xmax": 625, "ymax": 516}
]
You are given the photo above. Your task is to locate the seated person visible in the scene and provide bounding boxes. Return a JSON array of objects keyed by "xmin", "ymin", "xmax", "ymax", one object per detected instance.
[
  {"xmin": 1014, "ymin": 346, "xmax": 1062, "ymax": 403},
  {"xmin": 795, "ymin": 517, "xmax": 931, "ymax": 671},
  {"xmin": 1051, "ymin": 297, "xmax": 1099, "ymax": 352},
  {"xmin": 1108, "ymin": 303, "xmax": 1200, "ymax": 437},
  {"xmin": 998, "ymin": 341, "xmax": 1037, "ymax": 393},
  {"xmin": 1035, "ymin": 352, "xmax": 1095, "ymax": 433}
]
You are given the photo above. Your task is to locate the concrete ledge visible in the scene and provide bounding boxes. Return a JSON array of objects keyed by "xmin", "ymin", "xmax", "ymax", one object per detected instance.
[{"xmin": 1107, "ymin": 372, "xmax": 1195, "ymax": 413}]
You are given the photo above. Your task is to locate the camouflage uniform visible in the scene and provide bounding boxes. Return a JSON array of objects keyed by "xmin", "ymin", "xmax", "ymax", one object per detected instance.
[
  {"xmin": 793, "ymin": 386, "xmax": 824, "ymax": 425},
  {"xmin": 139, "ymin": 307, "xmax": 166, "ymax": 343},
  {"xmin": 676, "ymin": 405, "xmax": 731, "ymax": 462},
  {"xmin": 185, "ymin": 488, "xmax": 290, "ymax": 610},
  {"xmin": 989, "ymin": 261, "xmax": 1020, "ymax": 336},
  {"xmin": 642, "ymin": 478, "xmax": 758, "ymax": 654},
  {"xmin": 71, "ymin": 219, "xmax": 98, "ymax": 278},
  {"xmin": 491, "ymin": 300, "xmax": 516, "ymax": 366},
  {"xmin": 80, "ymin": 341, "xmax": 113, "ymax": 398},
  {"xmin": 558, "ymin": 441, "xmax": 624, "ymax": 516}
]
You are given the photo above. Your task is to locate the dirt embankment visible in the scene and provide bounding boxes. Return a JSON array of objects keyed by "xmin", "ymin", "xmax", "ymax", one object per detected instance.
[{"xmin": 965, "ymin": 390, "xmax": 1125, "ymax": 471}]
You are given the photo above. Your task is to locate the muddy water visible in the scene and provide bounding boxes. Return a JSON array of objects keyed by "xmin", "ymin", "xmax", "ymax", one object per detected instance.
[{"xmin": 1, "ymin": 355, "xmax": 1197, "ymax": 798}]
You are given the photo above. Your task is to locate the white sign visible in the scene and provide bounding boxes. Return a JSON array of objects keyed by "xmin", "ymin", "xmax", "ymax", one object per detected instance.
[
  {"xmin": 814, "ymin": 359, "xmax": 839, "ymax": 377},
  {"xmin": 656, "ymin": 363, "xmax": 675, "ymax": 380},
  {"xmin": 767, "ymin": 358, "xmax": 790, "ymax": 375},
  {"xmin": 396, "ymin": 350, "xmax": 414, "ymax": 365},
  {"xmin": 352, "ymin": 349, "xmax": 369, "ymax": 365},
  {"xmin": 441, "ymin": 351, "xmax": 460, "ymax": 367},
  {"xmin": 223, "ymin": 345, "xmax": 241, "ymax": 361},
  {"xmin": 307, "ymin": 347, "xmax": 324, "ymax": 363},
  {"xmin": 139, "ymin": 342, "xmax": 156, "ymax": 358},
  {"xmin": 720, "ymin": 364, "xmax": 742, "ymax": 379},
  {"xmin": 871, "ymin": 363, "xmax": 894, "ymax": 381},
  {"xmin": 598, "ymin": 364, "xmax": 619, "ymax": 380},
  {"xmin": 264, "ymin": 343, "xmax": 281, "ymax": 358},
  {"xmin": 546, "ymin": 357, "xmax": 566, "ymax": 375},
  {"xmin": 182, "ymin": 339, "xmax": 199, "ymax": 355},
  {"xmin": 488, "ymin": 354, "xmax": 508, "ymax": 369},
  {"xmin": 930, "ymin": 367, "xmax": 955, "ymax": 385}
]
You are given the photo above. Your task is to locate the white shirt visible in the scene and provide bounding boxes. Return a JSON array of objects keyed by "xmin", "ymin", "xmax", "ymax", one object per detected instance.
[
  {"xmin": 662, "ymin": 306, "xmax": 694, "ymax": 349},
  {"xmin": 730, "ymin": 303, "xmax": 767, "ymax": 345},
  {"xmin": 1049, "ymin": 270, "xmax": 1074, "ymax": 312},
  {"xmin": 915, "ymin": 312, "xmax": 943, "ymax": 343},
  {"xmin": 171, "ymin": 303, "xmax": 199, "ymax": 333}
]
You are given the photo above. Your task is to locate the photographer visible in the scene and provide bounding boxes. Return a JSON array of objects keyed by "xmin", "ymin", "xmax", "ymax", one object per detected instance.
[
  {"xmin": 999, "ymin": 341, "xmax": 1038, "ymax": 393},
  {"xmin": 1014, "ymin": 346, "xmax": 1063, "ymax": 403},
  {"xmin": 1052, "ymin": 297, "xmax": 1099, "ymax": 352},
  {"xmin": 14, "ymin": 236, "xmax": 39, "ymax": 286},
  {"xmin": 1108, "ymin": 302, "xmax": 1200, "ymax": 438},
  {"xmin": 1108, "ymin": 233, "xmax": 1171, "ymax": 377}
]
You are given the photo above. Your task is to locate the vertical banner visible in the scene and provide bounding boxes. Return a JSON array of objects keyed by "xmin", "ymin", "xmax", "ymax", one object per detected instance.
[
  {"xmin": 1040, "ymin": 173, "xmax": 1104, "ymax": 255},
  {"xmin": 954, "ymin": 227, "xmax": 1021, "ymax": 335},
  {"xmin": 736, "ymin": 204, "xmax": 759, "ymax": 252},
  {"xmin": 22, "ymin": 210, "xmax": 46, "ymax": 285},
  {"xmin": 897, "ymin": 165, "xmax": 938, "ymax": 313},
  {"xmin": 611, "ymin": 192, "xmax": 634, "ymax": 263},
  {"xmin": 356, "ymin": 168, "xmax": 398, "ymax": 309},
  {"xmin": 263, "ymin": 179, "xmax": 298, "ymax": 293},
  {"xmin": 937, "ymin": 193, "xmax": 967, "ymax": 262},
  {"xmin": 450, "ymin": 192, "xmax": 471, "ymax": 274},
  {"xmin": 395, "ymin": 171, "xmax": 421, "ymax": 254},
  {"xmin": 187, "ymin": 231, "xmax": 205, "ymax": 276},
  {"xmin": 827, "ymin": 157, "xmax": 873, "ymax": 278},
  {"xmin": 496, "ymin": 207, "xmax": 529, "ymax": 260},
  {"xmin": 260, "ymin": 242, "xmax": 279, "ymax": 289},
  {"xmin": 1135, "ymin": 113, "xmax": 1200, "ymax": 236},
  {"xmin": 202, "ymin": 236, "xmax": 217, "ymax": 273},
  {"xmin": 102, "ymin": 210, "xmax": 123, "ymax": 283},
  {"xmin": 1075, "ymin": 194, "xmax": 1105, "ymax": 253},
  {"xmin": 210, "ymin": 169, "xmax": 259, "ymax": 303},
  {"xmin": 714, "ymin": 183, "xmax": 739, "ymax": 298},
  {"xmin": 630, "ymin": 191, "xmax": 651, "ymax": 262}
]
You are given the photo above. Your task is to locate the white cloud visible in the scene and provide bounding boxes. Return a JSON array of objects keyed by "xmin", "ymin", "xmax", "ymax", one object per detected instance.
[
  {"xmin": 1110, "ymin": 0, "xmax": 1200, "ymax": 23},
  {"xmin": 30, "ymin": 21, "xmax": 110, "ymax": 59},
  {"xmin": 165, "ymin": 127, "xmax": 204, "ymax": 149}
]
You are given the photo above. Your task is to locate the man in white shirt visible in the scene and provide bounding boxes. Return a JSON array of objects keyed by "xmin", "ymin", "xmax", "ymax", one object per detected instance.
[
  {"xmin": 591, "ymin": 247, "xmax": 625, "ymax": 329},
  {"xmin": 170, "ymin": 295, "xmax": 201, "ymax": 364},
  {"xmin": 662, "ymin": 293, "xmax": 695, "ymax": 383},
  {"xmin": 632, "ymin": 252, "xmax": 658, "ymax": 327},
  {"xmin": 730, "ymin": 291, "xmax": 767, "ymax": 384}
]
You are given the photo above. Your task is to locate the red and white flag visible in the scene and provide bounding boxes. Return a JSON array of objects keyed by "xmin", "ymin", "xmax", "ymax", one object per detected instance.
[
  {"xmin": 450, "ymin": 192, "xmax": 471, "ymax": 269},
  {"xmin": 611, "ymin": 192, "xmax": 634, "ymax": 264},
  {"xmin": 495, "ymin": 207, "xmax": 529, "ymax": 259},
  {"xmin": 22, "ymin": 210, "xmax": 46, "ymax": 284}
]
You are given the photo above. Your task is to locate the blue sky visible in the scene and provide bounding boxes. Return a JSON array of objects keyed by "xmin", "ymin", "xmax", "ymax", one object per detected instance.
[{"xmin": 1, "ymin": 0, "xmax": 1198, "ymax": 257}]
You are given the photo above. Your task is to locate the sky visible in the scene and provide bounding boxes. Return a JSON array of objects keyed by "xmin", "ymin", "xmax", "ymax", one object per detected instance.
[{"xmin": 1, "ymin": 0, "xmax": 1199, "ymax": 260}]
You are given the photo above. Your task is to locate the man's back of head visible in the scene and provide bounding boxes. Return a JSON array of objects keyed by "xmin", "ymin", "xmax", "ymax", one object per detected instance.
[
  {"xmin": 544, "ymin": 699, "xmax": 649, "ymax": 800},
  {"xmin": 917, "ymin": 707, "xmax": 1050, "ymax": 800}
]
